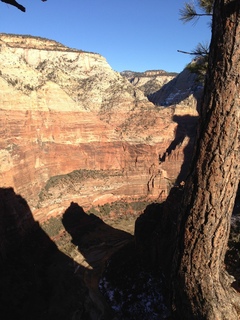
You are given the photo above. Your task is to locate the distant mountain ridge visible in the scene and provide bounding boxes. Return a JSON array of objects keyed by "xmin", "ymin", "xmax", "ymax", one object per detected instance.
[
  {"xmin": 121, "ymin": 69, "xmax": 178, "ymax": 96},
  {"xmin": 121, "ymin": 67, "xmax": 203, "ymax": 108},
  {"xmin": 120, "ymin": 69, "xmax": 178, "ymax": 78}
]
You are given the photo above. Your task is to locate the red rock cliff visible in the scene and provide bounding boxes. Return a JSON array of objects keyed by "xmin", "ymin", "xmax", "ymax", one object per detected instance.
[{"xmin": 0, "ymin": 34, "xmax": 198, "ymax": 221}]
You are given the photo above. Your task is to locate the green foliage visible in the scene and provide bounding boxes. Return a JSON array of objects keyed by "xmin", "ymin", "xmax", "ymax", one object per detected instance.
[
  {"xmin": 186, "ymin": 43, "xmax": 209, "ymax": 83},
  {"xmin": 179, "ymin": 0, "xmax": 213, "ymax": 24},
  {"xmin": 179, "ymin": 1, "xmax": 213, "ymax": 80},
  {"xmin": 199, "ymin": 0, "xmax": 214, "ymax": 14},
  {"xmin": 179, "ymin": 3, "xmax": 199, "ymax": 23},
  {"xmin": 42, "ymin": 216, "xmax": 63, "ymax": 237},
  {"xmin": 87, "ymin": 200, "xmax": 152, "ymax": 218},
  {"xmin": 192, "ymin": 41, "xmax": 209, "ymax": 56},
  {"xmin": 186, "ymin": 58, "xmax": 208, "ymax": 83}
]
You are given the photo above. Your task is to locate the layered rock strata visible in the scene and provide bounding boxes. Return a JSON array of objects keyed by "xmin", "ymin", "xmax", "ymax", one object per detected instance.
[{"xmin": 0, "ymin": 34, "xmax": 198, "ymax": 222}]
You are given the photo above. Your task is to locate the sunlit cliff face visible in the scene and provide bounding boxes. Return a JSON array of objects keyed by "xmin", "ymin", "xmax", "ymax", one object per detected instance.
[{"xmin": 0, "ymin": 34, "xmax": 199, "ymax": 222}]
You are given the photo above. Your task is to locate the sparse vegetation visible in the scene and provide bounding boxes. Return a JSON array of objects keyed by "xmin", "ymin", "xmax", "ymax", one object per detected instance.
[
  {"xmin": 41, "ymin": 216, "xmax": 63, "ymax": 238},
  {"xmin": 87, "ymin": 200, "xmax": 152, "ymax": 219},
  {"xmin": 38, "ymin": 169, "xmax": 124, "ymax": 204}
]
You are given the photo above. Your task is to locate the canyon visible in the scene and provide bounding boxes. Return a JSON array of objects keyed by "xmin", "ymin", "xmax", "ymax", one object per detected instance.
[
  {"xmin": 0, "ymin": 33, "xmax": 206, "ymax": 319},
  {"xmin": 0, "ymin": 33, "xmax": 200, "ymax": 223}
]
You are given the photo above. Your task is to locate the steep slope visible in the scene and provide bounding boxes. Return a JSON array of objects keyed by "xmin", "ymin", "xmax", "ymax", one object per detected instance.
[
  {"xmin": 0, "ymin": 34, "xmax": 198, "ymax": 222},
  {"xmin": 148, "ymin": 67, "xmax": 203, "ymax": 107}
]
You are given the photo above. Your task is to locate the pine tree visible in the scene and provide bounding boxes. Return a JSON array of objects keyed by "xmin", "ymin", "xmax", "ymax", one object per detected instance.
[
  {"xmin": 179, "ymin": 0, "xmax": 214, "ymax": 82},
  {"xmin": 170, "ymin": 1, "xmax": 240, "ymax": 318}
]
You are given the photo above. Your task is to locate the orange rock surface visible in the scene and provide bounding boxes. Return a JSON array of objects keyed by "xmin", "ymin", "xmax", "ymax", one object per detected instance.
[{"xmin": 0, "ymin": 34, "xmax": 198, "ymax": 222}]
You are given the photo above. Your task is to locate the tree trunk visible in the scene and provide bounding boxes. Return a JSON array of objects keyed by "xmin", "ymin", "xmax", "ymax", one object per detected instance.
[{"xmin": 172, "ymin": 1, "xmax": 240, "ymax": 319}]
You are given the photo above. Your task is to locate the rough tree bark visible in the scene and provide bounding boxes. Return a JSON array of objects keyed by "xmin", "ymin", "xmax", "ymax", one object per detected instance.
[{"xmin": 171, "ymin": 0, "xmax": 240, "ymax": 319}]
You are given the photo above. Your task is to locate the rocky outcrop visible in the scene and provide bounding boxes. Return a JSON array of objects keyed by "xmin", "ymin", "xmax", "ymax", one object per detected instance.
[{"xmin": 0, "ymin": 34, "xmax": 199, "ymax": 222}]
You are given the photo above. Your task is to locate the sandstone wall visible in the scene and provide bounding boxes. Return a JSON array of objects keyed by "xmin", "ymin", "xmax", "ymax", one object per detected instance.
[{"xmin": 0, "ymin": 34, "xmax": 198, "ymax": 221}]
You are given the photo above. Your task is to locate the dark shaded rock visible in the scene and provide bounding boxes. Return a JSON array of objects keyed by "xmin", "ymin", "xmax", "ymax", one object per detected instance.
[
  {"xmin": 148, "ymin": 68, "xmax": 203, "ymax": 107},
  {"xmin": 99, "ymin": 241, "xmax": 170, "ymax": 319},
  {"xmin": 0, "ymin": 188, "xmax": 98, "ymax": 320}
]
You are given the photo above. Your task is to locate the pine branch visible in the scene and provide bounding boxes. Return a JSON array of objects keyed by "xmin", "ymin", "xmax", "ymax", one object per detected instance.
[
  {"xmin": 179, "ymin": 3, "xmax": 212, "ymax": 24},
  {"xmin": 1, "ymin": 0, "xmax": 47, "ymax": 12},
  {"xmin": 177, "ymin": 50, "xmax": 197, "ymax": 55},
  {"xmin": 178, "ymin": 42, "xmax": 209, "ymax": 58}
]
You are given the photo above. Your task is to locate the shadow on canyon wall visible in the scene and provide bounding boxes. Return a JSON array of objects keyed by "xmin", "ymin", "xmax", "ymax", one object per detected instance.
[
  {"xmin": 92, "ymin": 113, "xmax": 202, "ymax": 318},
  {"xmin": 135, "ymin": 109, "xmax": 240, "ymax": 288},
  {"xmin": 0, "ymin": 187, "xmax": 133, "ymax": 320},
  {"xmin": 159, "ymin": 114, "xmax": 199, "ymax": 185},
  {"xmin": 62, "ymin": 202, "xmax": 132, "ymax": 270},
  {"xmin": 135, "ymin": 111, "xmax": 201, "ymax": 280},
  {"xmin": 135, "ymin": 101, "xmax": 202, "ymax": 276},
  {"xmin": 2, "ymin": 116, "xmax": 239, "ymax": 319},
  {"xmin": 147, "ymin": 68, "xmax": 203, "ymax": 107}
]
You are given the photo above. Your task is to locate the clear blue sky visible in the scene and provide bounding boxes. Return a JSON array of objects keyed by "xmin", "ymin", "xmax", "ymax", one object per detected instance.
[{"xmin": 0, "ymin": 0, "xmax": 211, "ymax": 73}]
